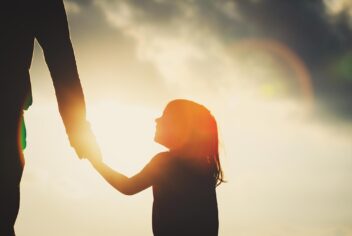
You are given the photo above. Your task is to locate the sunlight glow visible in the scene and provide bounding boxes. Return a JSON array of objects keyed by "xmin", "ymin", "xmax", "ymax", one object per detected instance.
[{"xmin": 87, "ymin": 100, "xmax": 165, "ymax": 175}]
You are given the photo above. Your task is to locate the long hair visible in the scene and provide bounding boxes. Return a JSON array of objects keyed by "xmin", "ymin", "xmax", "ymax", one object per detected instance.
[{"xmin": 166, "ymin": 99, "xmax": 225, "ymax": 186}]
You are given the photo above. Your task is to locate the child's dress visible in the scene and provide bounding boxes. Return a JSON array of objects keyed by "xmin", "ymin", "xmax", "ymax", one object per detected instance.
[{"xmin": 141, "ymin": 152, "xmax": 219, "ymax": 236}]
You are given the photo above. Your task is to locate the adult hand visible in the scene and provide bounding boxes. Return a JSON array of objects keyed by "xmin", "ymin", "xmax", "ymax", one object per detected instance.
[{"xmin": 68, "ymin": 122, "xmax": 102, "ymax": 161}]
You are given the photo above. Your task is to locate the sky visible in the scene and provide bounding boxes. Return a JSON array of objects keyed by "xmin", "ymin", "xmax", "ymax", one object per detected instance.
[{"xmin": 15, "ymin": 0, "xmax": 352, "ymax": 235}]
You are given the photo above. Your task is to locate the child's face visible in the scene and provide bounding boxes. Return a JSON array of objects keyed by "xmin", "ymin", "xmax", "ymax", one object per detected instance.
[{"xmin": 154, "ymin": 104, "xmax": 190, "ymax": 150}]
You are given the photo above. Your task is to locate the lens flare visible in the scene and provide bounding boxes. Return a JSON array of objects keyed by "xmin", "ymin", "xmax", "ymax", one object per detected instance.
[{"xmin": 231, "ymin": 39, "xmax": 314, "ymax": 108}]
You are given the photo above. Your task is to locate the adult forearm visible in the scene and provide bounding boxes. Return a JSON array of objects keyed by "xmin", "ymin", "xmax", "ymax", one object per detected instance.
[
  {"xmin": 47, "ymin": 41, "xmax": 87, "ymax": 134},
  {"xmin": 54, "ymin": 80, "xmax": 87, "ymax": 135}
]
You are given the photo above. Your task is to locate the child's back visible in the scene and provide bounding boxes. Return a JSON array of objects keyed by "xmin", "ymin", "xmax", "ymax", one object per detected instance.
[{"xmin": 145, "ymin": 152, "xmax": 218, "ymax": 236}]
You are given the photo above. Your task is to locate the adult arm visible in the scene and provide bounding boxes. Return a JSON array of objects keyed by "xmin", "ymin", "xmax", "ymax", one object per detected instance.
[{"xmin": 34, "ymin": 0, "xmax": 100, "ymax": 159}]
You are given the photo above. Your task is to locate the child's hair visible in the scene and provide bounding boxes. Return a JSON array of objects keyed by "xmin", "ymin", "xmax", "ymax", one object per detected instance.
[{"xmin": 166, "ymin": 99, "xmax": 225, "ymax": 186}]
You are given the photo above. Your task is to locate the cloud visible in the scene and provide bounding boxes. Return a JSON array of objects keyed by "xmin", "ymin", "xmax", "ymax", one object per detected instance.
[
  {"xmin": 31, "ymin": 0, "xmax": 172, "ymax": 106},
  {"xmin": 231, "ymin": 0, "xmax": 352, "ymax": 118},
  {"xmin": 325, "ymin": 0, "xmax": 352, "ymax": 22},
  {"xmin": 63, "ymin": 1, "xmax": 81, "ymax": 14},
  {"xmin": 65, "ymin": 0, "xmax": 352, "ymax": 119}
]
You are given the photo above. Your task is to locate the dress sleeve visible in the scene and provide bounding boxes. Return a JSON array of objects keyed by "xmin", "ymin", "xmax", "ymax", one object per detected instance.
[
  {"xmin": 141, "ymin": 152, "xmax": 169, "ymax": 182},
  {"xmin": 125, "ymin": 152, "xmax": 169, "ymax": 194}
]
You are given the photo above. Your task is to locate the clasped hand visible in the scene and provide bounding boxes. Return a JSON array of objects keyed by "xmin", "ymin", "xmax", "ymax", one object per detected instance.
[{"xmin": 68, "ymin": 122, "xmax": 102, "ymax": 163}]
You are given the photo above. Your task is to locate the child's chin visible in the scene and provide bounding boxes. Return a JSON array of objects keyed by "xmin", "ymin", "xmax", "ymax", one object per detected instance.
[
  {"xmin": 153, "ymin": 135, "xmax": 160, "ymax": 144},
  {"xmin": 154, "ymin": 136, "xmax": 167, "ymax": 148}
]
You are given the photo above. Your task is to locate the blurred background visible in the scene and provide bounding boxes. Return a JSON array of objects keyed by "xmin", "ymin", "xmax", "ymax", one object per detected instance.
[{"xmin": 16, "ymin": 0, "xmax": 352, "ymax": 235}]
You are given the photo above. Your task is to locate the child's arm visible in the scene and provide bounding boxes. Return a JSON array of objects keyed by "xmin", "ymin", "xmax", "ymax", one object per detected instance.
[{"xmin": 88, "ymin": 157, "xmax": 154, "ymax": 196}]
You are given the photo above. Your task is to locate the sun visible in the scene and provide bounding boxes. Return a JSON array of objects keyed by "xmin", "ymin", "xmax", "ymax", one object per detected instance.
[{"xmin": 87, "ymin": 99, "xmax": 166, "ymax": 176}]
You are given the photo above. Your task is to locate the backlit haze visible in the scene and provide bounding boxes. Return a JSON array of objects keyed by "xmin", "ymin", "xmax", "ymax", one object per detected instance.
[{"xmin": 16, "ymin": 0, "xmax": 352, "ymax": 235}]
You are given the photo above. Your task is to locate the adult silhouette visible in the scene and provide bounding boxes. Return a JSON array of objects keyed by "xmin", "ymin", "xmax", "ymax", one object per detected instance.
[{"xmin": 0, "ymin": 0, "xmax": 100, "ymax": 235}]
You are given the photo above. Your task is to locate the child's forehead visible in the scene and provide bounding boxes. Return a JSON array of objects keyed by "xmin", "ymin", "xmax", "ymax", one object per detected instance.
[
  {"xmin": 164, "ymin": 100, "xmax": 205, "ymax": 114},
  {"xmin": 163, "ymin": 102, "xmax": 188, "ymax": 115}
]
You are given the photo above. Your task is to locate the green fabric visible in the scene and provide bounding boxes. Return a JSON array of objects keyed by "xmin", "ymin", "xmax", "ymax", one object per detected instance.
[{"xmin": 20, "ymin": 118, "xmax": 27, "ymax": 150}]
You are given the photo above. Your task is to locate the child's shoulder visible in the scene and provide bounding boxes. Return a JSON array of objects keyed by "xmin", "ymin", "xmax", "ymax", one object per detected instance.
[
  {"xmin": 152, "ymin": 151, "xmax": 172, "ymax": 161},
  {"xmin": 151, "ymin": 151, "xmax": 178, "ymax": 166}
]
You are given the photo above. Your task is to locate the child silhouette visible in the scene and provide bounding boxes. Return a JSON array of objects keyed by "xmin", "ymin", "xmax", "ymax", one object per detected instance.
[{"xmin": 88, "ymin": 99, "xmax": 224, "ymax": 236}]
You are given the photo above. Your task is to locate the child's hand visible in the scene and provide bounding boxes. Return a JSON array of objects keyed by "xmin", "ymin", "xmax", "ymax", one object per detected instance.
[{"xmin": 68, "ymin": 122, "xmax": 101, "ymax": 160}]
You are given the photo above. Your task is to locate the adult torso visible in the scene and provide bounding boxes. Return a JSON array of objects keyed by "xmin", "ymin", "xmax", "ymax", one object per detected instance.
[{"xmin": 0, "ymin": 0, "xmax": 39, "ymax": 112}]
